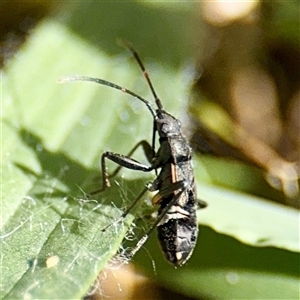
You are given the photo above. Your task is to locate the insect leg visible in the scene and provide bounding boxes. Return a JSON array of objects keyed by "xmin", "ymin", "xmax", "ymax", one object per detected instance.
[
  {"xmin": 125, "ymin": 181, "xmax": 188, "ymax": 260},
  {"xmin": 151, "ymin": 124, "xmax": 158, "ymax": 175},
  {"xmin": 108, "ymin": 140, "xmax": 154, "ymax": 179},
  {"xmin": 197, "ymin": 199, "xmax": 207, "ymax": 209},
  {"xmin": 101, "ymin": 185, "xmax": 149, "ymax": 232},
  {"xmin": 150, "ymin": 182, "xmax": 207, "ymax": 209},
  {"xmin": 90, "ymin": 150, "xmax": 154, "ymax": 196},
  {"xmin": 150, "ymin": 180, "xmax": 186, "ymax": 205}
]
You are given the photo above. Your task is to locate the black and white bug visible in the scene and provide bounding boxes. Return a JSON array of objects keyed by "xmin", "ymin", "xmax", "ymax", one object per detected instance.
[{"xmin": 61, "ymin": 42, "xmax": 206, "ymax": 267}]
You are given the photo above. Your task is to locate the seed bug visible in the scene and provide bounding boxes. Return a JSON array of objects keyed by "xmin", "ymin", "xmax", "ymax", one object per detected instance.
[{"xmin": 61, "ymin": 41, "xmax": 206, "ymax": 267}]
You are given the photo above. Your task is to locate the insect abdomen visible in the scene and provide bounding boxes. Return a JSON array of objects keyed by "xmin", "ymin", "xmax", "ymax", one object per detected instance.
[{"xmin": 157, "ymin": 203, "xmax": 198, "ymax": 267}]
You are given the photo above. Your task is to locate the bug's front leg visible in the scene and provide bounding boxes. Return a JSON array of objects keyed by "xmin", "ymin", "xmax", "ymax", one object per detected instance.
[
  {"xmin": 89, "ymin": 150, "xmax": 153, "ymax": 196},
  {"xmin": 108, "ymin": 140, "xmax": 154, "ymax": 179}
]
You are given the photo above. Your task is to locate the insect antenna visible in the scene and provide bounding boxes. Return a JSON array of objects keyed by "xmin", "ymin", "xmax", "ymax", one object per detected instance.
[
  {"xmin": 59, "ymin": 76, "xmax": 156, "ymax": 118},
  {"xmin": 118, "ymin": 39, "xmax": 164, "ymax": 110}
]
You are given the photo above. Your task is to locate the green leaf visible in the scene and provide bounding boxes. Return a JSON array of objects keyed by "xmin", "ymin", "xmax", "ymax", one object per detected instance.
[
  {"xmin": 2, "ymin": 2, "xmax": 299, "ymax": 299},
  {"xmin": 134, "ymin": 178, "xmax": 299, "ymax": 300},
  {"xmin": 195, "ymin": 158, "xmax": 300, "ymax": 252},
  {"xmin": 1, "ymin": 12, "xmax": 191, "ymax": 298}
]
